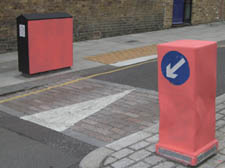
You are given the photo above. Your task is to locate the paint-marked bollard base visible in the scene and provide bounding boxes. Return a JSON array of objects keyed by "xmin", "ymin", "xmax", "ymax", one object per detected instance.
[{"xmin": 156, "ymin": 140, "xmax": 218, "ymax": 166}]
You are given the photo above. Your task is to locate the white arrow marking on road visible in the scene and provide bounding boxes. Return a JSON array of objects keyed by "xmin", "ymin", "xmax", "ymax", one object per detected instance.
[
  {"xmin": 21, "ymin": 89, "xmax": 134, "ymax": 132},
  {"xmin": 166, "ymin": 58, "xmax": 186, "ymax": 79}
]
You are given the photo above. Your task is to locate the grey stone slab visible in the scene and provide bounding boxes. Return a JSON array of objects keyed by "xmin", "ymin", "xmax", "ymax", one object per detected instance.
[
  {"xmin": 216, "ymin": 94, "xmax": 225, "ymax": 106},
  {"xmin": 107, "ymin": 131, "xmax": 150, "ymax": 151},
  {"xmin": 129, "ymin": 161, "xmax": 150, "ymax": 168},
  {"xmin": 144, "ymin": 155, "xmax": 165, "ymax": 166},
  {"xmin": 219, "ymin": 148, "xmax": 225, "ymax": 155},
  {"xmin": 216, "ymin": 120, "xmax": 225, "ymax": 129},
  {"xmin": 219, "ymin": 139, "xmax": 225, "ymax": 150},
  {"xmin": 218, "ymin": 126, "xmax": 225, "ymax": 133},
  {"xmin": 129, "ymin": 149, "xmax": 151, "ymax": 161},
  {"xmin": 219, "ymin": 109, "xmax": 225, "ymax": 115},
  {"xmin": 216, "ymin": 113, "xmax": 225, "ymax": 121},
  {"xmin": 175, "ymin": 165, "xmax": 187, "ymax": 168},
  {"xmin": 216, "ymin": 104, "xmax": 225, "ymax": 112},
  {"xmin": 152, "ymin": 161, "xmax": 175, "ymax": 168},
  {"xmin": 145, "ymin": 144, "xmax": 156, "ymax": 153},
  {"xmin": 130, "ymin": 141, "xmax": 150, "ymax": 151},
  {"xmin": 216, "ymin": 164, "xmax": 225, "ymax": 168},
  {"xmin": 80, "ymin": 147, "xmax": 113, "ymax": 168},
  {"xmin": 111, "ymin": 158, "xmax": 134, "ymax": 168},
  {"xmin": 198, "ymin": 163, "xmax": 218, "ymax": 168},
  {"xmin": 143, "ymin": 123, "xmax": 159, "ymax": 134},
  {"xmin": 198, "ymin": 154, "xmax": 225, "ymax": 168},
  {"xmin": 145, "ymin": 135, "xmax": 159, "ymax": 144},
  {"xmin": 216, "ymin": 131, "xmax": 225, "ymax": 141},
  {"xmin": 111, "ymin": 148, "xmax": 134, "ymax": 159},
  {"xmin": 104, "ymin": 157, "xmax": 117, "ymax": 166}
]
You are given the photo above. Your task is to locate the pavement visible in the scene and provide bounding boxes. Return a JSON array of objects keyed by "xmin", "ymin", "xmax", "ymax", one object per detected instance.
[
  {"xmin": 80, "ymin": 94, "xmax": 225, "ymax": 168},
  {"xmin": 2, "ymin": 21, "xmax": 225, "ymax": 89},
  {"xmin": 1, "ymin": 22, "xmax": 225, "ymax": 168}
]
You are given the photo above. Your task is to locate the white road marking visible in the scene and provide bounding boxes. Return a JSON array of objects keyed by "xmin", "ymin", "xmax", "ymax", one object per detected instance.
[
  {"xmin": 21, "ymin": 89, "xmax": 134, "ymax": 132},
  {"xmin": 166, "ymin": 58, "xmax": 186, "ymax": 79},
  {"xmin": 110, "ymin": 55, "xmax": 157, "ymax": 67}
]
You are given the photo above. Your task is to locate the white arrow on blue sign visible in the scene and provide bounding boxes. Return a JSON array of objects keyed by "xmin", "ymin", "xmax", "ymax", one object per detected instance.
[{"xmin": 161, "ymin": 51, "xmax": 190, "ymax": 85}]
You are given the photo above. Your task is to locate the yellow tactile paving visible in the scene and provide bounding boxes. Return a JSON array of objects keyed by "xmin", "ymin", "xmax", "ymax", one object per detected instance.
[{"xmin": 85, "ymin": 45, "xmax": 157, "ymax": 64}]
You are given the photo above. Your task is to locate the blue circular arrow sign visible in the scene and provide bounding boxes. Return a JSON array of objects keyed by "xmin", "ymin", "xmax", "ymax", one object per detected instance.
[{"xmin": 161, "ymin": 51, "xmax": 190, "ymax": 85}]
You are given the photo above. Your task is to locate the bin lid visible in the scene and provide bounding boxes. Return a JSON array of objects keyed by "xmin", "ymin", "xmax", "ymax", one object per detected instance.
[{"xmin": 17, "ymin": 12, "xmax": 72, "ymax": 21}]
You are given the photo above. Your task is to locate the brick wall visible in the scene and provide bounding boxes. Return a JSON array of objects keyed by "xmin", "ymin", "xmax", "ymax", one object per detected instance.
[
  {"xmin": 192, "ymin": 0, "xmax": 221, "ymax": 24},
  {"xmin": 0, "ymin": 0, "xmax": 225, "ymax": 54},
  {"xmin": 163, "ymin": 0, "xmax": 173, "ymax": 29},
  {"xmin": 0, "ymin": 0, "xmax": 166, "ymax": 54}
]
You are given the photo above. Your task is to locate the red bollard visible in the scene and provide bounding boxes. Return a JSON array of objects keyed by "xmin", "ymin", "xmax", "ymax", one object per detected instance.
[{"xmin": 156, "ymin": 40, "xmax": 218, "ymax": 166}]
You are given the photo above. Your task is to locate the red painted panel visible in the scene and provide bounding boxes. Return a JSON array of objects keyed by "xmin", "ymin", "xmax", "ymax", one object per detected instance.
[
  {"xmin": 156, "ymin": 40, "xmax": 218, "ymax": 165},
  {"xmin": 28, "ymin": 18, "xmax": 73, "ymax": 74}
]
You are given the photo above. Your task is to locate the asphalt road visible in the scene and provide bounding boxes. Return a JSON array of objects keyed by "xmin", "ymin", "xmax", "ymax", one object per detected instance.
[
  {"xmin": 94, "ymin": 47, "xmax": 225, "ymax": 97},
  {"xmin": 217, "ymin": 47, "xmax": 225, "ymax": 96},
  {"xmin": 0, "ymin": 128, "xmax": 75, "ymax": 168},
  {"xmin": 0, "ymin": 111, "xmax": 96, "ymax": 168}
]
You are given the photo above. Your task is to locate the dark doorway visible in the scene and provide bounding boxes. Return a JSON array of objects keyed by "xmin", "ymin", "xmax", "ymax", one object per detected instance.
[
  {"xmin": 184, "ymin": 0, "xmax": 192, "ymax": 24},
  {"xmin": 173, "ymin": 0, "xmax": 192, "ymax": 25}
]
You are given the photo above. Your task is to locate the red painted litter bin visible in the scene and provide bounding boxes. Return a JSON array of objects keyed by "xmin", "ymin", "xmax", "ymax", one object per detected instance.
[
  {"xmin": 17, "ymin": 13, "xmax": 73, "ymax": 75},
  {"xmin": 156, "ymin": 40, "xmax": 218, "ymax": 166}
]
